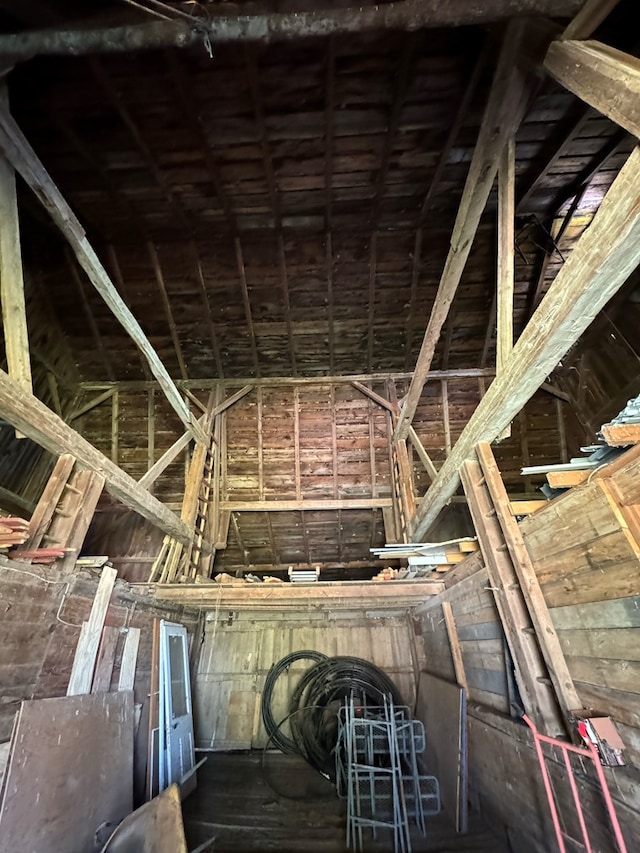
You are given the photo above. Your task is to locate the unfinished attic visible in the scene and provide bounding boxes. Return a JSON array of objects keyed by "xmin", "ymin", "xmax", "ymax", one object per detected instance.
[{"xmin": 2, "ymin": 0, "xmax": 640, "ymax": 849}]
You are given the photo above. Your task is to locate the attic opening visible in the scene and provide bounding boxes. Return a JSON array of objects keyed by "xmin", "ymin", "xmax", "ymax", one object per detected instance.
[{"xmin": 1, "ymin": 0, "xmax": 640, "ymax": 850}]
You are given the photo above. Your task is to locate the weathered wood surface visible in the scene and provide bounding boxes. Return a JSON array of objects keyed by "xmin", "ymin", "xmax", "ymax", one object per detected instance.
[
  {"xmin": 0, "ymin": 692, "xmax": 133, "ymax": 853},
  {"xmin": 67, "ymin": 565, "xmax": 117, "ymax": 695},
  {"xmin": 0, "ymin": 368, "xmax": 193, "ymax": 545},
  {"xmin": 411, "ymin": 144, "xmax": 640, "ymax": 539}
]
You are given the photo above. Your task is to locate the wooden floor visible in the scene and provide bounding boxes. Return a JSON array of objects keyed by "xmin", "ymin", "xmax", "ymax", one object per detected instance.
[{"xmin": 183, "ymin": 752, "xmax": 512, "ymax": 852}]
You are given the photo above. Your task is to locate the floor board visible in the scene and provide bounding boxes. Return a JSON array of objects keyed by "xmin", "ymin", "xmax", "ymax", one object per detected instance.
[{"xmin": 182, "ymin": 752, "xmax": 511, "ymax": 852}]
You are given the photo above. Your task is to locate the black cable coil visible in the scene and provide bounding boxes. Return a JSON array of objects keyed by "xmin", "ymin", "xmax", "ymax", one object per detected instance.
[{"xmin": 261, "ymin": 651, "xmax": 402, "ymax": 780}]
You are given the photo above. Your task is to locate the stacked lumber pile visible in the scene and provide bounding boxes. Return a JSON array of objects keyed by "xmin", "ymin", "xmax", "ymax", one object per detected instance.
[
  {"xmin": 370, "ymin": 538, "xmax": 479, "ymax": 578},
  {"xmin": 600, "ymin": 392, "xmax": 640, "ymax": 447},
  {"xmin": 0, "ymin": 516, "xmax": 29, "ymax": 551}
]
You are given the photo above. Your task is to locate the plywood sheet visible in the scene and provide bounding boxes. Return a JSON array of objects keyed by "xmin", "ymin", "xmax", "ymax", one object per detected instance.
[
  {"xmin": 415, "ymin": 671, "xmax": 467, "ymax": 832},
  {"xmin": 0, "ymin": 692, "xmax": 133, "ymax": 853}
]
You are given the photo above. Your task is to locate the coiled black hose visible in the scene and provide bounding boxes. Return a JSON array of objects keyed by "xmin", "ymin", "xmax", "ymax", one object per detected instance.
[{"xmin": 261, "ymin": 652, "xmax": 402, "ymax": 779}]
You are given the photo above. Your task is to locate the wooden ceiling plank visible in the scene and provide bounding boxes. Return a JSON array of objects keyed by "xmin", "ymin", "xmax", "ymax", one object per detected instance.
[
  {"xmin": 395, "ymin": 22, "xmax": 536, "ymax": 441},
  {"xmin": 418, "ymin": 34, "xmax": 491, "ymax": 222},
  {"xmin": 147, "ymin": 241, "xmax": 188, "ymax": 382},
  {"xmin": 165, "ymin": 49, "xmax": 237, "ymax": 235},
  {"xmin": 88, "ymin": 57, "xmax": 191, "ymax": 235},
  {"xmin": 0, "ymin": 2, "xmax": 584, "ymax": 58},
  {"xmin": 245, "ymin": 44, "xmax": 281, "ymax": 229},
  {"xmin": 0, "ymin": 104, "xmax": 205, "ymax": 444},
  {"xmin": 370, "ymin": 36, "xmax": 416, "ymax": 228},
  {"xmin": 0, "ymin": 366, "xmax": 193, "ymax": 544},
  {"xmin": 544, "ymin": 40, "xmax": 640, "ymax": 140},
  {"xmin": 516, "ymin": 105, "xmax": 592, "ymax": 212},
  {"xmin": 278, "ymin": 235, "xmax": 297, "ymax": 376},
  {"xmin": 234, "ymin": 237, "xmax": 261, "ymax": 377},
  {"xmin": 410, "ymin": 142, "xmax": 640, "ymax": 540}
]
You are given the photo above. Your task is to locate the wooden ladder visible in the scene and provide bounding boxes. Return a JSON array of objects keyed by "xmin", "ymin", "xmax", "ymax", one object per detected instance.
[
  {"xmin": 183, "ymin": 437, "xmax": 217, "ymax": 581},
  {"xmin": 461, "ymin": 442, "xmax": 582, "ymax": 736},
  {"xmin": 18, "ymin": 454, "xmax": 105, "ymax": 569}
]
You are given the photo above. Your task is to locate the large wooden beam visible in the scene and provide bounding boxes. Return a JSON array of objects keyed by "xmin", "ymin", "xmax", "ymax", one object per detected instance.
[
  {"xmin": 545, "ymin": 40, "xmax": 640, "ymax": 139},
  {"xmin": 0, "ymin": 367, "xmax": 193, "ymax": 546},
  {"xmin": 0, "ymin": 84, "xmax": 32, "ymax": 405},
  {"xmin": 0, "ymin": 105, "xmax": 206, "ymax": 446},
  {"xmin": 220, "ymin": 498, "xmax": 393, "ymax": 512},
  {"xmin": 394, "ymin": 22, "xmax": 535, "ymax": 440},
  {"xmin": 410, "ymin": 144, "xmax": 640, "ymax": 540},
  {"xmin": 0, "ymin": 1, "xmax": 582, "ymax": 58}
]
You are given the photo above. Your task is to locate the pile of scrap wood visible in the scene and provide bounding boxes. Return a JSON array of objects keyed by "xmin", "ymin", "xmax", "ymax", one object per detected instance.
[
  {"xmin": 0, "ymin": 516, "xmax": 29, "ymax": 550},
  {"xmin": 370, "ymin": 538, "xmax": 479, "ymax": 577}
]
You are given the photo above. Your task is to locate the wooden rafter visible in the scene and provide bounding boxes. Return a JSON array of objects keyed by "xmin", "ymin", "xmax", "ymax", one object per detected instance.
[
  {"xmin": 245, "ymin": 43, "xmax": 281, "ymax": 228},
  {"xmin": 366, "ymin": 234, "xmax": 377, "ymax": 373},
  {"xmin": 106, "ymin": 244, "xmax": 152, "ymax": 379},
  {"xmin": 395, "ymin": 21, "xmax": 536, "ymax": 440},
  {"xmin": 0, "ymin": 1, "xmax": 584, "ymax": 58},
  {"xmin": 326, "ymin": 233, "xmax": 335, "ymax": 373},
  {"xmin": 0, "ymin": 104, "xmax": 206, "ymax": 444},
  {"xmin": 278, "ymin": 235, "xmax": 297, "ymax": 376},
  {"xmin": 67, "ymin": 252, "xmax": 114, "ymax": 382},
  {"xmin": 190, "ymin": 242, "xmax": 225, "ymax": 379},
  {"xmin": 545, "ymin": 40, "xmax": 640, "ymax": 140},
  {"xmin": 147, "ymin": 241, "xmax": 188, "ymax": 381},
  {"xmin": 410, "ymin": 143, "xmax": 640, "ymax": 540},
  {"xmin": 562, "ymin": 0, "xmax": 621, "ymax": 40},
  {"xmin": 88, "ymin": 57, "xmax": 191, "ymax": 234},
  {"xmin": 0, "ymin": 367, "xmax": 193, "ymax": 544},
  {"xmin": 497, "ymin": 136, "xmax": 515, "ymax": 377},
  {"xmin": 234, "ymin": 237, "xmax": 260, "ymax": 376},
  {"xmin": 403, "ymin": 228, "xmax": 422, "ymax": 371}
]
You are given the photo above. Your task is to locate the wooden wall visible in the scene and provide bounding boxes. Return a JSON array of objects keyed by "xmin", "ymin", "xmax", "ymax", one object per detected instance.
[
  {"xmin": 192, "ymin": 607, "xmax": 417, "ymax": 750},
  {"xmin": 0, "ymin": 558, "xmax": 198, "ymax": 743},
  {"xmin": 415, "ymin": 444, "xmax": 640, "ymax": 851}
]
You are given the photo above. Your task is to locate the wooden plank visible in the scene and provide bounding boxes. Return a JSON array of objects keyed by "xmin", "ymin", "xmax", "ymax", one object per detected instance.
[
  {"xmin": 0, "ymin": 105, "xmax": 205, "ymax": 445},
  {"xmin": 219, "ymin": 498, "xmax": 393, "ymax": 511},
  {"xmin": 91, "ymin": 625, "xmax": 120, "ymax": 693},
  {"xmin": 496, "ymin": 134, "xmax": 515, "ymax": 441},
  {"xmin": 509, "ymin": 499, "xmax": 548, "ymax": 515},
  {"xmin": 147, "ymin": 617, "xmax": 161, "ymax": 801},
  {"xmin": 118, "ymin": 626, "xmax": 141, "ymax": 692},
  {"xmin": 24, "ymin": 453, "xmax": 75, "ymax": 548},
  {"xmin": 415, "ymin": 671, "xmax": 467, "ymax": 833},
  {"xmin": 67, "ymin": 565, "xmax": 117, "ymax": 695},
  {"xmin": 68, "ymin": 387, "xmax": 114, "ymax": 422},
  {"xmin": 601, "ymin": 421, "xmax": 640, "ymax": 447},
  {"xmin": 138, "ymin": 415, "xmax": 206, "ymax": 490},
  {"xmin": 476, "ymin": 442, "xmax": 583, "ymax": 717},
  {"xmin": 212, "ymin": 384, "xmax": 255, "ymax": 417},
  {"xmin": 407, "ymin": 426, "xmax": 439, "ymax": 482},
  {"xmin": 60, "ymin": 470, "xmax": 105, "ymax": 571},
  {"xmin": 410, "ymin": 144, "xmax": 640, "ymax": 540},
  {"xmin": 394, "ymin": 21, "xmax": 535, "ymax": 440},
  {"xmin": 460, "ymin": 459, "xmax": 564, "ymax": 735},
  {"xmin": 545, "ymin": 40, "xmax": 640, "ymax": 139},
  {"xmin": 546, "ymin": 468, "xmax": 590, "ymax": 488},
  {"xmin": 442, "ymin": 602, "xmax": 468, "ymax": 691},
  {"xmin": 0, "ymin": 368, "xmax": 194, "ymax": 545},
  {"xmin": 0, "ymin": 84, "xmax": 31, "ymax": 405},
  {"xmin": 0, "ymin": 693, "xmax": 133, "ymax": 853},
  {"xmin": 351, "ymin": 380, "xmax": 397, "ymax": 414}
]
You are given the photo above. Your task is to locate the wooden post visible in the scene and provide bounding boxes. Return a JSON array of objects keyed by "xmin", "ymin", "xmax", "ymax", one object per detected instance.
[
  {"xmin": 496, "ymin": 135, "xmax": 515, "ymax": 439},
  {"xmin": 0, "ymin": 82, "xmax": 32, "ymax": 419}
]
